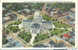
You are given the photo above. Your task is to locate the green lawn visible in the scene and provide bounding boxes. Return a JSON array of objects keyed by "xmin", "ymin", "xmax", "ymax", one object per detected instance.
[
  {"xmin": 42, "ymin": 14, "xmax": 56, "ymax": 21},
  {"xmin": 6, "ymin": 20, "xmax": 21, "ymax": 33},
  {"xmin": 53, "ymin": 21, "xmax": 71, "ymax": 28},
  {"xmin": 42, "ymin": 15, "xmax": 51, "ymax": 21},
  {"xmin": 18, "ymin": 32, "xmax": 32, "ymax": 43},
  {"xmin": 34, "ymin": 33, "xmax": 49, "ymax": 43},
  {"xmin": 7, "ymin": 25, "xmax": 20, "ymax": 33},
  {"xmin": 50, "ymin": 28, "xmax": 69, "ymax": 36}
]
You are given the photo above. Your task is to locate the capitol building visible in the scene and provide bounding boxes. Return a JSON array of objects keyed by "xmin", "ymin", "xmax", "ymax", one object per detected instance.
[{"xmin": 21, "ymin": 11, "xmax": 55, "ymax": 34}]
